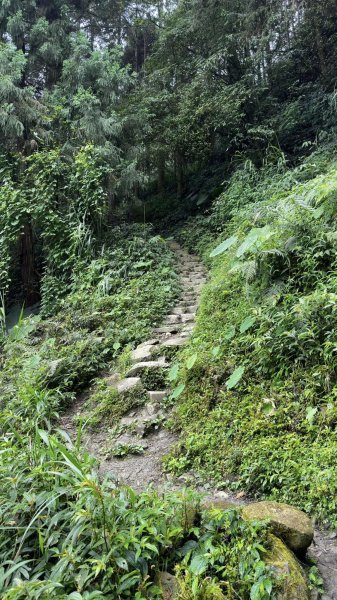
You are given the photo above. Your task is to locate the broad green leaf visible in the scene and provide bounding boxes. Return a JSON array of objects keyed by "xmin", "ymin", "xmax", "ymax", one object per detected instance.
[
  {"xmin": 171, "ymin": 383, "xmax": 185, "ymax": 398},
  {"xmin": 212, "ymin": 346, "xmax": 220, "ymax": 357},
  {"xmin": 236, "ymin": 226, "xmax": 273, "ymax": 258},
  {"xmin": 306, "ymin": 406, "xmax": 318, "ymax": 425},
  {"xmin": 168, "ymin": 363, "xmax": 179, "ymax": 382},
  {"xmin": 186, "ymin": 353, "xmax": 197, "ymax": 370},
  {"xmin": 224, "ymin": 325, "xmax": 236, "ymax": 340},
  {"xmin": 113, "ymin": 341, "xmax": 121, "ymax": 351},
  {"xmin": 226, "ymin": 366, "xmax": 245, "ymax": 390},
  {"xmin": 261, "ymin": 399, "xmax": 275, "ymax": 415},
  {"xmin": 210, "ymin": 235, "xmax": 238, "ymax": 258},
  {"xmin": 38, "ymin": 429, "xmax": 50, "ymax": 446},
  {"xmin": 239, "ymin": 316, "xmax": 256, "ymax": 333},
  {"xmin": 189, "ymin": 554, "xmax": 208, "ymax": 575}
]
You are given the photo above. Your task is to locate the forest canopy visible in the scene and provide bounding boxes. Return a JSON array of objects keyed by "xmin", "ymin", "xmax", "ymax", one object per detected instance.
[{"xmin": 1, "ymin": 0, "xmax": 337, "ymax": 313}]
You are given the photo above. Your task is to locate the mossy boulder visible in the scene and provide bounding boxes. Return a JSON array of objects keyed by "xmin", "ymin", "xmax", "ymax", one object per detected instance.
[
  {"xmin": 267, "ymin": 534, "xmax": 309, "ymax": 599},
  {"xmin": 156, "ymin": 572, "xmax": 177, "ymax": 600},
  {"xmin": 242, "ymin": 501, "xmax": 313, "ymax": 553}
]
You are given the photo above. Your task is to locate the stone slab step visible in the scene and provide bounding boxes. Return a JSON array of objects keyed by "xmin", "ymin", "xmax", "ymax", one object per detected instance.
[
  {"xmin": 162, "ymin": 336, "xmax": 187, "ymax": 348},
  {"xmin": 165, "ymin": 314, "xmax": 182, "ymax": 324},
  {"xmin": 138, "ymin": 338, "xmax": 160, "ymax": 348},
  {"xmin": 180, "ymin": 313, "xmax": 196, "ymax": 323},
  {"xmin": 148, "ymin": 390, "xmax": 168, "ymax": 402},
  {"xmin": 182, "ymin": 323, "xmax": 195, "ymax": 331},
  {"xmin": 126, "ymin": 359, "xmax": 168, "ymax": 377},
  {"xmin": 131, "ymin": 345, "xmax": 154, "ymax": 363},
  {"xmin": 181, "ymin": 278, "xmax": 206, "ymax": 284},
  {"xmin": 116, "ymin": 377, "xmax": 142, "ymax": 393},
  {"xmin": 180, "ymin": 268, "xmax": 205, "ymax": 275},
  {"xmin": 154, "ymin": 324, "xmax": 181, "ymax": 334},
  {"xmin": 171, "ymin": 307, "xmax": 187, "ymax": 315},
  {"xmin": 181, "ymin": 304, "xmax": 197, "ymax": 313},
  {"xmin": 180, "ymin": 330, "xmax": 192, "ymax": 338}
]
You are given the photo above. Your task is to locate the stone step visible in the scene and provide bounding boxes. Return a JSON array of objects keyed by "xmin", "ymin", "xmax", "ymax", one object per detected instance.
[
  {"xmin": 148, "ymin": 390, "xmax": 168, "ymax": 402},
  {"xmin": 171, "ymin": 307, "xmax": 188, "ymax": 315},
  {"xmin": 165, "ymin": 314, "xmax": 182, "ymax": 324},
  {"xmin": 126, "ymin": 358, "xmax": 168, "ymax": 378},
  {"xmin": 181, "ymin": 304, "xmax": 197, "ymax": 313},
  {"xmin": 181, "ymin": 277, "xmax": 206, "ymax": 284},
  {"xmin": 167, "ymin": 241, "xmax": 181, "ymax": 251},
  {"xmin": 154, "ymin": 324, "xmax": 181, "ymax": 334},
  {"xmin": 180, "ymin": 330, "xmax": 192, "ymax": 338},
  {"xmin": 180, "ymin": 313, "xmax": 196, "ymax": 323},
  {"xmin": 180, "ymin": 268, "xmax": 205, "ymax": 274},
  {"xmin": 116, "ymin": 377, "xmax": 142, "ymax": 393},
  {"xmin": 138, "ymin": 338, "xmax": 159, "ymax": 348},
  {"xmin": 131, "ymin": 345, "xmax": 155, "ymax": 363},
  {"xmin": 182, "ymin": 323, "xmax": 195, "ymax": 331},
  {"xmin": 162, "ymin": 336, "xmax": 187, "ymax": 348}
]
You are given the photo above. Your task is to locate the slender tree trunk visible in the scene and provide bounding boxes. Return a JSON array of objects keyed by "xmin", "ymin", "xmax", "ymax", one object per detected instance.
[
  {"xmin": 175, "ymin": 152, "xmax": 184, "ymax": 199},
  {"xmin": 21, "ymin": 222, "xmax": 39, "ymax": 305},
  {"xmin": 157, "ymin": 152, "xmax": 165, "ymax": 196}
]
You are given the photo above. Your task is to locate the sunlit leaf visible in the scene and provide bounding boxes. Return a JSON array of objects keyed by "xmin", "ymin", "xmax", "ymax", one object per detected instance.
[
  {"xmin": 210, "ymin": 236, "xmax": 238, "ymax": 258},
  {"xmin": 239, "ymin": 316, "xmax": 256, "ymax": 333},
  {"xmin": 226, "ymin": 366, "xmax": 245, "ymax": 390},
  {"xmin": 186, "ymin": 353, "xmax": 197, "ymax": 370}
]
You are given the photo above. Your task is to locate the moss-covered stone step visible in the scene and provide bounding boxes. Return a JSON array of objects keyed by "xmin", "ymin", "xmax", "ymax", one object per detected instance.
[
  {"xmin": 126, "ymin": 358, "xmax": 168, "ymax": 378},
  {"xmin": 148, "ymin": 390, "xmax": 168, "ymax": 402},
  {"xmin": 162, "ymin": 336, "xmax": 187, "ymax": 348}
]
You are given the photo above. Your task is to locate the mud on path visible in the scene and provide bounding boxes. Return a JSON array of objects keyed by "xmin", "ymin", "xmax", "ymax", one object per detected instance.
[{"xmin": 59, "ymin": 240, "xmax": 337, "ymax": 599}]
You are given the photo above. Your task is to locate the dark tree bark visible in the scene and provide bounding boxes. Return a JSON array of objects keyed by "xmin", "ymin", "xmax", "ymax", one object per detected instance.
[{"xmin": 20, "ymin": 222, "xmax": 39, "ymax": 305}]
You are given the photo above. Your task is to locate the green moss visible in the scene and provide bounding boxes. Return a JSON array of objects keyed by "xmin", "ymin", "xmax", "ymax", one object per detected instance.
[
  {"xmin": 140, "ymin": 366, "xmax": 169, "ymax": 390},
  {"xmin": 266, "ymin": 535, "xmax": 309, "ymax": 599},
  {"xmin": 79, "ymin": 379, "xmax": 148, "ymax": 429}
]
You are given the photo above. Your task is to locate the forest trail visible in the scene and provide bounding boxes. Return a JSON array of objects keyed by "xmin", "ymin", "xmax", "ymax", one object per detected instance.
[
  {"xmin": 60, "ymin": 240, "xmax": 210, "ymax": 489},
  {"xmin": 60, "ymin": 241, "xmax": 337, "ymax": 599}
]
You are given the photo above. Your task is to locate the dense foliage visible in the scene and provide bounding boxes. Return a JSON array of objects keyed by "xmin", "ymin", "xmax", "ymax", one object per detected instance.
[
  {"xmin": 1, "ymin": 0, "xmax": 337, "ymax": 596},
  {"xmin": 167, "ymin": 146, "xmax": 337, "ymax": 526}
]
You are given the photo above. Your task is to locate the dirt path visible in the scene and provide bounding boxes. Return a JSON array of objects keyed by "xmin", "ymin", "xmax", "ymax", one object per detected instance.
[{"xmin": 60, "ymin": 240, "xmax": 337, "ymax": 598}]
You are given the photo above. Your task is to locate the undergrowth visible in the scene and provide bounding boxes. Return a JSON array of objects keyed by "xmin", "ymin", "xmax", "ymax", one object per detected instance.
[
  {"xmin": 0, "ymin": 225, "xmax": 283, "ymax": 598},
  {"xmin": 168, "ymin": 146, "xmax": 337, "ymax": 527}
]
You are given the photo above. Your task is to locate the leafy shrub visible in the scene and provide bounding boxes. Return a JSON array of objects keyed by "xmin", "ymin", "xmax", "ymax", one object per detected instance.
[{"xmin": 169, "ymin": 149, "xmax": 337, "ymax": 527}]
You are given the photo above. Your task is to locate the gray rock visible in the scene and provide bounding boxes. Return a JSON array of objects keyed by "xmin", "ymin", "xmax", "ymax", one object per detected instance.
[
  {"xmin": 126, "ymin": 358, "xmax": 167, "ymax": 378},
  {"xmin": 116, "ymin": 377, "xmax": 142, "ymax": 393}
]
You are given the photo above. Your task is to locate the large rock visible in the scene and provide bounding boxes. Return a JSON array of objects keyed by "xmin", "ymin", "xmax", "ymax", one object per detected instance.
[
  {"xmin": 242, "ymin": 501, "xmax": 313, "ymax": 553},
  {"xmin": 266, "ymin": 534, "xmax": 309, "ymax": 599}
]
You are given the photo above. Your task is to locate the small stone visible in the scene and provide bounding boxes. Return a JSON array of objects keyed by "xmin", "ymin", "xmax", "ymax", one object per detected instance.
[
  {"xmin": 236, "ymin": 491, "xmax": 246, "ymax": 499},
  {"xmin": 242, "ymin": 501, "xmax": 314, "ymax": 554},
  {"xmin": 148, "ymin": 391, "xmax": 167, "ymax": 402},
  {"xmin": 216, "ymin": 491, "xmax": 230, "ymax": 499}
]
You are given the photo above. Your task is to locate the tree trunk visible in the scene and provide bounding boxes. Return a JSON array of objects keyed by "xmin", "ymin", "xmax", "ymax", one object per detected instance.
[
  {"xmin": 21, "ymin": 222, "xmax": 39, "ymax": 305},
  {"xmin": 157, "ymin": 152, "xmax": 166, "ymax": 196},
  {"xmin": 175, "ymin": 152, "xmax": 184, "ymax": 199}
]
